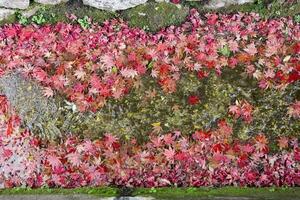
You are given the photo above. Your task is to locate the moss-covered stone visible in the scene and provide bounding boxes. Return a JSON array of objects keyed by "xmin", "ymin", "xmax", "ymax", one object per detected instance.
[
  {"xmin": 134, "ymin": 187, "xmax": 300, "ymax": 200},
  {"xmin": 24, "ymin": 0, "xmax": 189, "ymax": 30},
  {"xmin": 0, "ymin": 70, "xmax": 297, "ymax": 145},
  {"xmin": 122, "ymin": 1, "xmax": 189, "ymax": 32},
  {"xmin": 221, "ymin": 67, "xmax": 300, "ymax": 143},
  {"xmin": 0, "ymin": 13, "xmax": 16, "ymax": 26},
  {"xmin": 0, "ymin": 73, "xmax": 61, "ymax": 139},
  {"xmin": 26, "ymin": 1, "xmax": 116, "ymax": 25},
  {"xmin": 249, "ymin": 85, "xmax": 300, "ymax": 139},
  {"xmin": 186, "ymin": 0, "xmax": 300, "ymax": 19},
  {"xmin": 2, "ymin": 0, "xmax": 300, "ymax": 30},
  {"xmin": 0, "ymin": 73, "xmax": 102, "ymax": 140}
]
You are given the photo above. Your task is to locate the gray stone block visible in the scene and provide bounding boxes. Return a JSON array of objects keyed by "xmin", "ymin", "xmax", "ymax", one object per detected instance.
[
  {"xmin": 0, "ymin": 0, "xmax": 29, "ymax": 9},
  {"xmin": 82, "ymin": 0, "xmax": 148, "ymax": 11},
  {"xmin": 0, "ymin": 8, "xmax": 15, "ymax": 21},
  {"xmin": 204, "ymin": 0, "xmax": 254, "ymax": 9},
  {"xmin": 34, "ymin": 0, "xmax": 69, "ymax": 5}
]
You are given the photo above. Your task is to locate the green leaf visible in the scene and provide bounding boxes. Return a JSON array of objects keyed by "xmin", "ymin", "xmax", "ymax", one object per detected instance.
[
  {"xmin": 218, "ymin": 45, "xmax": 231, "ymax": 57},
  {"xmin": 147, "ymin": 60, "xmax": 154, "ymax": 69},
  {"xmin": 112, "ymin": 66, "xmax": 118, "ymax": 73}
]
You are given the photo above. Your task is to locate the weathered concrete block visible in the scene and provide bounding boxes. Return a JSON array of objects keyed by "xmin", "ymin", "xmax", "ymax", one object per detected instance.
[
  {"xmin": 34, "ymin": 0, "xmax": 69, "ymax": 5},
  {"xmin": 0, "ymin": 73, "xmax": 60, "ymax": 139},
  {"xmin": 0, "ymin": 0, "xmax": 29, "ymax": 9},
  {"xmin": 0, "ymin": 73, "xmax": 105, "ymax": 140},
  {"xmin": 204, "ymin": 0, "xmax": 254, "ymax": 9},
  {"xmin": 82, "ymin": 0, "xmax": 148, "ymax": 11},
  {"xmin": 0, "ymin": 8, "xmax": 15, "ymax": 21}
]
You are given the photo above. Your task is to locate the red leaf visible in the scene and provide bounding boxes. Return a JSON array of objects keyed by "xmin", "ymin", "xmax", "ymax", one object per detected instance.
[
  {"xmin": 277, "ymin": 137, "xmax": 289, "ymax": 149},
  {"xmin": 33, "ymin": 67, "xmax": 48, "ymax": 82},
  {"xmin": 175, "ymin": 152, "xmax": 188, "ymax": 161},
  {"xmin": 237, "ymin": 154, "xmax": 249, "ymax": 168},
  {"xmin": 2, "ymin": 148, "xmax": 13, "ymax": 159},
  {"xmin": 193, "ymin": 130, "xmax": 211, "ymax": 141},
  {"xmin": 6, "ymin": 117, "xmax": 13, "ymax": 136},
  {"xmin": 197, "ymin": 70, "xmax": 209, "ymax": 79},
  {"xmin": 188, "ymin": 95, "xmax": 200, "ymax": 105}
]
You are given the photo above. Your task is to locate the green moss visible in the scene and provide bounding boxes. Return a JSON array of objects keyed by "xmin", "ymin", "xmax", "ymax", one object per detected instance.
[
  {"xmin": 122, "ymin": 2, "xmax": 189, "ymax": 32},
  {"xmin": 249, "ymin": 85, "xmax": 300, "ymax": 140},
  {"xmin": 0, "ymin": 14, "xmax": 17, "ymax": 26},
  {"xmin": 1, "ymin": 187, "xmax": 299, "ymax": 199},
  {"xmin": 0, "ymin": 187, "xmax": 118, "ymax": 197},
  {"xmin": 219, "ymin": 65, "xmax": 300, "ymax": 142},
  {"xmin": 2, "ymin": 0, "xmax": 300, "ymax": 28},
  {"xmin": 57, "ymin": 69, "xmax": 298, "ymax": 145},
  {"xmin": 133, "ymin": 187, "xmax": 300, "ymax": 200},
  {"xmin": 0, "ymin": 73, "xmax": 63, "ymax": 140},
  {"xmin": 274, "ymin": 3, "xmax": 300, "ymax": 17},
  {"xmin": 26, "ymin": 2, "xmax": 116, "ymax": 25},
  {"xmin": 186, "ymin": 0, "xmax": 300, "ymax": 19},
  {"xmin": 71, "ymin": 72, "xmax": 233, "ymax": 142}
]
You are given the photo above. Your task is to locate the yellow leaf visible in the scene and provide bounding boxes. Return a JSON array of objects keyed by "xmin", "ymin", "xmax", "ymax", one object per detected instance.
[
  {"xmin": 194, "ymin": 125, "xmax": 201, "ymax": 129},
  {"xmin": 151, "ymin": 122, "xmax": 161, "ymax": 127}
]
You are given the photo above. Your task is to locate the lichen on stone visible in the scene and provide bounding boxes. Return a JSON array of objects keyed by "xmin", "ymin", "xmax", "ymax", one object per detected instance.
[
  {"xmin": 0, "ymin": 73, "xmax": 61, "ymax": 139},
  {"xmin": 122, "ymin": 1, "xmax": 189, "ymax": 32}
]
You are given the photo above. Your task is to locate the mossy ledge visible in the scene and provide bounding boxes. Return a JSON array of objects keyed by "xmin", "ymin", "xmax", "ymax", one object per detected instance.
[
  {"xmin": 0, "ymin": 187, "xmax": 300, "ymax": 199},
  {"xmin": 2, "ymin": 1, "xmax": 299, "ymax": 33},
  {"xmin": 0, "ymin": 1, "xmax": 189, "ymax": 33}
]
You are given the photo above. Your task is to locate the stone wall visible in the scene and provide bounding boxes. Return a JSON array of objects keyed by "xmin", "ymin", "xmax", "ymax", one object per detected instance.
[
  {"xmin": 0, "ymin": 0, "xmax": 67, "ymax": 9},
  {"xmin": 0, "ymin": 0, "xmax": 29, "ymax": 10},
  {"xmin": 205, "ymin": 0, "xmax": 254, "ymax": 8}
]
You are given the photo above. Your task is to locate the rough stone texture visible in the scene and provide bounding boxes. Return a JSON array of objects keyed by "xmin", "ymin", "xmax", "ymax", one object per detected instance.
[
  {"xmin": 82, "ymin": 0, "xmax": 148, "ymax": 11},
  {"xmin": 34, "ymin": 0, "xmax": 69, "ymax": 5},
  {"xmin": 0, "ymin": 0, "xmax": 29, "ymax": 9},
  {"xmin": 0, "ymin": 8, "xmax": 15, "ymax": 21},
  {"xmin": 0, "ymin": 73, "xmax": 61, "ymax": 139},
  {"xmin": 205, "ymin": 0, "xmax": 254, "ymax": 9},
  {"xmin": 22, "ymin": 5, "xmax": 41, "ymax": 18},
  {"xmin": 0, "ymin": 73, "xmax": 106, "ymax": 140}
]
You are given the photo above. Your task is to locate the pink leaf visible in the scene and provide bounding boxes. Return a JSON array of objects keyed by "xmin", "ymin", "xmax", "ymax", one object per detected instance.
[
  {"xmin": 66, "ymin": 152, "xmax": 81, "ymax": 167},
  {"xmin": 43, "ymin": 87, "xmax": 54, "ymax": 98},
  {"xmin": 164, "ymin": 147, "xmax": 175, "ymax": 160},
  {"xmin": 47, "ymin": 155, "xmax": 62, "ymax": 169},
  {"xmin": 244, "ymin": 43, "xmax": 257, "ymax": 56}
]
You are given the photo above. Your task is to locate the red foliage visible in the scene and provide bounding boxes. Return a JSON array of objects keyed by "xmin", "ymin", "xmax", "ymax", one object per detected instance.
[
  {"xmin": 188, "ymin": 95, "xmax": 200, "ymax": 105},
  {"xmin": 0, "ymin": 9, "xmax": 299, "ymax": 189}
]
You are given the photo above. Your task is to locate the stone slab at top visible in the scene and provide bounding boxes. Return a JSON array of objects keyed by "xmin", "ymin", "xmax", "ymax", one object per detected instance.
[
  {"xmin": 0, "ymin": 0, "xmax": 30, "ymax": 9},
  {"xmin": 205, "ymin": 0, "xmax": 255, "ymax": 9},
  {"xmin": 82, "ymin": 0, "xmax": 148, "ymax": 11},
  {"xmin": 0, "ymin": 8, "xmax": 15, "ymax": 21},
  {"xmin": 34, "ymin": 0, "xmax": 69, "ymax": 5}
]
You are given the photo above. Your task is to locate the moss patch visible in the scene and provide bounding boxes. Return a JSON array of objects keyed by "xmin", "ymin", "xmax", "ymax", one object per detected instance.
[
  {"xmin": 26, "ymin": 2, "xmax": 116, "ymax": 25},
  {"xmin": 122, "ymin": 2, "xmax": 189, "ymax": 32},
  {"xmin": 134, "ymin": 187, "xmax": 300, "ymax": 200},
  {"xmin": 0, "ymin": 14, "xmax": 16, "ymax": 26},
  {"xmin": 0, "ymin": 187, "xmax": 118, "ymax": 197},
  {"xmin": 186, "ymin": 0, "xmax": 300, "ymax": 19},
  {"xmin": 1, "ymin": 187, "xmax": 299, "ymax": 199},
  {"xmin": 2, "ymin": 1, "xmax": 300, "ymax": 29}
]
